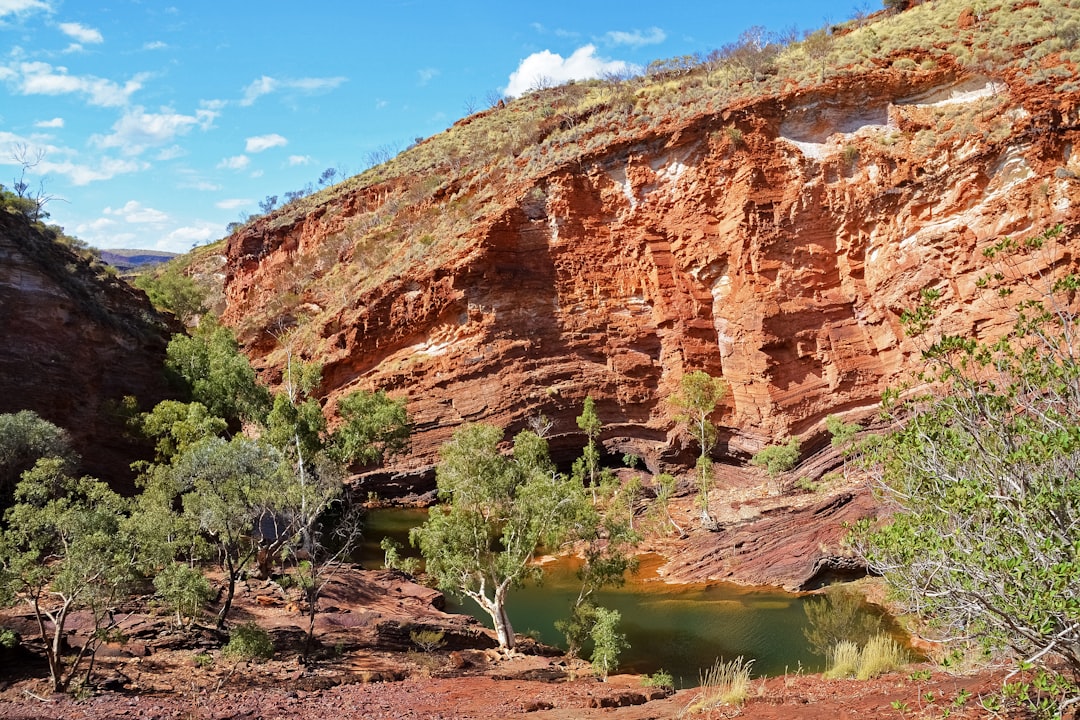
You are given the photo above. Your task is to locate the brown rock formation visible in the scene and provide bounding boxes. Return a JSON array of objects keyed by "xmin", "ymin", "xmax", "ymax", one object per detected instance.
[
  {"xmin": 0, "ymin": 210, "xmax": 174, "ymax": 490},
  {"xmin": 221, "ymin": 65, "xmax": 1080, "ymax": 483}
]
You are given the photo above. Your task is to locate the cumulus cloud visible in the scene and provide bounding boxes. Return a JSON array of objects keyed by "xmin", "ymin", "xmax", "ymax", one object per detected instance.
[
  {"xmin": 245, "ymin": 133, "xmax": 286, "ymax": 153},
  {"xmin": 215, "ymin": 198, "xmax": 251, "ymax": 210},
  {"xmin": 105, "ymin": 200, "xmax": 169, "ymax": 224},
  {"xmin": 38, "ymin": 156, "xmax": 144, "ymax": 185},
  {"xmin": 288, "ymin": 154, "xmax": 311, "ymax": 166},
  {"xmin": 7, "ymin": 61, "xmax": 146, "ymax": 106},
  {"xmin": 504, "ymin": 45, "xmax": 632, "ymax": 98},
  {"xmin": 142, "ymin": 40, "xmax": 166, "ymax": 50},
  {"xmin": 239, "ymin": 74, "xmax": 346, "ymax": 106},
  {"xmin": 604, "ymin": 27, "xmax": 666, "ymax": 47},
  {"xmin": 157, "ymin": 221, "xmax": 219, "ymax": 252},
  {"xmin": 58, "ymin": 21, "xmax": 102, "ymax": 44},
  {"xmin": 34, "ymin": 116, "xmax": 63, "ymax": 128},
  {"xmin": 92, "ymin": 106, "xmax": 217, "ymax": 155},
  {"xmin": 217, "ymin": 154, "xmax": 249, "ymax": 170}
]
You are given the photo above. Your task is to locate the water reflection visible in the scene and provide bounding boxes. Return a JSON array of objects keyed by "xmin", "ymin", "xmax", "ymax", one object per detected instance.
[{"xmin": 361, "ymin": 508, "xmax": 894, "ymax": 684}]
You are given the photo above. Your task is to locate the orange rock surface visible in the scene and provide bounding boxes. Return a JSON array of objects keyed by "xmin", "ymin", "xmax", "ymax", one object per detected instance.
[{"xmin": 221, "ymin": 64, "xmax": 1080, "ymax": 481}]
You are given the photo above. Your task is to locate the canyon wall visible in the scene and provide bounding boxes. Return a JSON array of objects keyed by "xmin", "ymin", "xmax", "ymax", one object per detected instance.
[
  {"xmin": 0, "ymin": 211, "xmax": 174, "ymax": 489},
  {"xmin": 222, "ymin": 68, "xmax": 1080, "ymax": 481}
]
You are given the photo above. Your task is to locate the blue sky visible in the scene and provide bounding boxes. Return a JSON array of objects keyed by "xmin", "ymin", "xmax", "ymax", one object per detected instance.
[{"xmin": 0, "ymin": 0, "xmax": 860, "ymax": 252}]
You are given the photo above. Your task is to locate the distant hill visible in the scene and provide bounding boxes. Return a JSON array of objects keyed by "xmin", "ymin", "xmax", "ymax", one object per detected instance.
[{"xmin": 99, "ymin": 248, "xmax": 177, "ymax": 272}]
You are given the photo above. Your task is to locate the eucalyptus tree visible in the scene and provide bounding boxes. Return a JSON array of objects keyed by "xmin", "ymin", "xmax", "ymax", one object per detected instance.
[
  {"xmin": 0, "ymin": 460, "xmax": 137, "ymax": 691},
  {"xmin": 411, "ymin": 424, "xmax": 590, "ymax": 650},
  {"xmin": 671, "ymin": 370, "xmax": 727, "ymax": 525}
]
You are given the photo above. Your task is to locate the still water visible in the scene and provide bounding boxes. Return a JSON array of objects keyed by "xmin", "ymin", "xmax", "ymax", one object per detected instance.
[{"xmin": 359, "ymin": 508, "xmax": 891, "ymax": 684}]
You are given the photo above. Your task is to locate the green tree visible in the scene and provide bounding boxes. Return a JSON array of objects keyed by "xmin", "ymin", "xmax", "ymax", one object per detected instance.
[
  {"xmin": 165, "ymin": 319, "xmax": 270, "ymax": 426},
  {"xmin": 573, "ymin": 396, "xmax": 603, "ymax": 499},
  {"xmin": 671, "ymin": 371, "xmax": 727, "ymax": 525},
  {"xmin": 137, "ymin": 400, "xmax": 228, "ymax": 464},
  {"xmin": 856, "ymin": 225, "xmax": 1080, "ymax": 713},
  {"xmin": 173, "ymin": 436, "xmax": 289, "ymax": 627},
  {"xmin": 750, "ymin": 437, "xmax": 800, "ymax": 494},
  {"xmin": 0, "ymin": 460, "xmax": 137, "ymax": 691},
  {"xmin": 0, "ymin": 410, "xmax": 75, "ymax": 506},
  {"xmin": 329, "ymin": 389, "xmax": 410, "ymax": 466},
  {"xmin": 411, "ymin": 424, "xmax": 589, "ymax": 650},
  {"xmin": 133, "ymin": 268, "xmax": 207, "ymax": 326},
  {"xmin": 589, "ymin": 606, "xmax": 628, "ymax": 680}
]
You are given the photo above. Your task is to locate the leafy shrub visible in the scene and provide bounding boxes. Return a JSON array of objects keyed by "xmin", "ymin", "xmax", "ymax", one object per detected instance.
[
  {"xmin": 153, "ymin": 564, "xmax": 213, "ymax": 628},
  {"xmin": 409, "ymin": 629, "xmax": 445, "ymax": 653},
  {"xmin": 222, "ymin": 622, "xmax": 274, "ymax": 661},
  {"xmin": 642, "ymin": 668, "xmax": 674, "ymax": 690},
  {"xmin": 589, "ymin": 607, "xmax": 627, "ymax": 680}
]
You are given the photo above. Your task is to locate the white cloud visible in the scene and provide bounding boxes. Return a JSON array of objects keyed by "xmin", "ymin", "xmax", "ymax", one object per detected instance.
[
  {"xmin": 288, "ymin": 154, "xmax": 311, "ymax": 166},
  {"xmin": 8, "ymin": 61, "xmax": 145, "ymax": 106},
  {"xmin": 417, "ymin": 67, "xmax": 439, "ymax": 86},
  {"xmin": 157, "ymin": 222, "xmax": 219, "ymax": 252},
  {"xmin": 504, "ymin": 45, "xmax": 632, "ymax": 98},
  {"xmin": 38, "ymin": 156, "xmax": 144, "ymax": 185},
  {"xmin": 217, "ymin": 154, "xmax": 249, "ymax": 170},
  {"xmin": 215, "ymin": 198, "xmax": 251, "ymax": 210},
  {"xmin": 142, "ymin": 40, "xmax": 167, "ymax": 50},
  {"xmin": 155, "ymin": 145, "xmax": 185, "ymax": 160},
  {"xmin": 92, "ymin": 106, "xmax": 217, "ymax": 155},
  {"xmin": 58, "ymin": 21, "xmax": 102, "ymax": 44},
  {"xmin": 0, "ymin": 0, "xmax": 51, "ymax": 18},
  {"xmin": 239, "ymin": 74, "xmax": 347, "ymax": 106},
  {"xmin": 104, "ymin": 200, "xmax": 169, "ymax": 224},
  {"xmin": 604, "ymin": 27, "xmax": 666, "ymax": 47},
  {"xmin": 34, "ymin": 116, "xmax": 62, "ymax": 128},
  {"xmin": 245, "ymin": 133, "xmax": 287, "ymax": 153}
]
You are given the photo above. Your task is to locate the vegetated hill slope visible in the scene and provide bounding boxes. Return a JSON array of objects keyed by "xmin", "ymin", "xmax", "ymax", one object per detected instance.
[
  {"xmin": 219, "ymin": 0, "xmax": 1080, "ymax": 480},
  {"xmin": 0, "ymin": 209, "xmax": 175, "ymax": 489},
  {"xmin": 99, "ymin": 248, "xmax": 177, "ymax": 272}
]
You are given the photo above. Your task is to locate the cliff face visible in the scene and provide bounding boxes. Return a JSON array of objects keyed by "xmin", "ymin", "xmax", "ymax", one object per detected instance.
[
  {"xmin": 0, "ymin": 211, "xmax": 174, "ymax": 489},
  {"xmin": 221, "ymin": 64, "xmax": 1080, "ymax": 479}
]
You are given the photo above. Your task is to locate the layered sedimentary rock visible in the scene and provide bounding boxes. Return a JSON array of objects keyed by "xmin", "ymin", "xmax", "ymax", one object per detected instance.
[
  {"xmin": 0, "ymin": 211, "xmax": 173, "ymax": 488},
  {"xmin": 222, "ymin": 66, "xmax": 1080, "ymax": 482}
]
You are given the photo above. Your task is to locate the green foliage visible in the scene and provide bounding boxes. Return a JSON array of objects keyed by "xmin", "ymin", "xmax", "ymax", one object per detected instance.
[
  {"xmin": 0, "ymin": 410, "xmax": 75, "ymax": 505},
  {"xmin": 411, "ymin": 423, "xmax": 590, "ymax": 649},
  {"xmin": 137, "ymin": 400, "xmax": 228, "ymax": 463},
  {"xmin": 573, "ymin": 396, "xmax": 603, "ymax": 492},
  {"xmin": 589, "ymin": 606, "xmax": 627, "ymax": 680},
  {"xmin": 381, "ymin": 536, "xmax": 420, "ymax": 575},
  {"xmin": 750, "ymin": 437, "xmax": 800, "ymax": 493},
  {"xmin": 222, "ymin": 622, "xmax": 274, "ymax": 661},
  {"xmin": 826, "ymin": 415, "xmax": 861, "ymax": 449},
  {"xmin": 329, "ymin": 389, "xmax": 410, "ymax": 466},
  {"xmin": 642, "ymin": 668, "xmax": 674, "ymax": 690},
  {"xmin": 671, "ymin": 371, "xmax": 727, "ymax": 523},
  {"xmin": 133, "ymin": 268, "xmax": 207, "ymax": 325},
  {"xmin": 153, "ymin": 563, "xmax": 213, "ymax": 628},
  {"xmin": 0, "ymin": 627, "xmax": 18, "ymax": 650},
  {"xmin": 803, "ymin": 585, "xmax": 884, "ymax": 657},
  {"xmin": 174, "ymin": 436, "xmax": 289, "ymax": 626},
  {"xmin": 0, "ymin": 460, "xmax": 138, "ymax": 691},
  {"xmin": 165, "ymin": 320, "xmax": 270, "ymax": 426},
  {"xmin": 857, "ymin": 225, "xmax": 1080, "ymax": 713},
  {"xmin": 750, "ymin": 437, "xmax": 800, "ymax": 477}
]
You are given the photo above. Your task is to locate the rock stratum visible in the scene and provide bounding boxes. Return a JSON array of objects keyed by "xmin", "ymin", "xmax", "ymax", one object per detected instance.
[
  {"xmin": 0, "ymin": 210, "xmax": 173, "ymax": 488},
  {"xmin": 221, "ymin": 62, "xmax": 1080, "ymax": 482}
]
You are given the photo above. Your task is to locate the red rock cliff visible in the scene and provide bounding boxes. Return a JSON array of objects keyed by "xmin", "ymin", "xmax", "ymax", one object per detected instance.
[
  {"xmin": 221, "ymin": 64, "xmax": 1080, "ymax": 480},
  {"xmin": 0, "ymin": 210, "xmax": 173, "ymax": 489}
]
